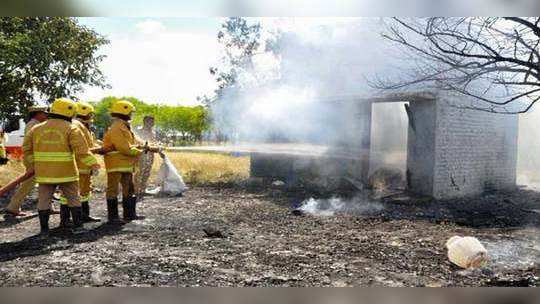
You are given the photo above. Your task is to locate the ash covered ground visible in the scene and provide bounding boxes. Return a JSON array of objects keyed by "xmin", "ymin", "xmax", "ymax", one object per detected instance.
[{"xmin": 0, "ymin": 185, "xmax": 538, "ymax": 287}]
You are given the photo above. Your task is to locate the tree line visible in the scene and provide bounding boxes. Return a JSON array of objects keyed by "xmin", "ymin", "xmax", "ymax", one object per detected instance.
[{"xmin": 93, "ymin": 97, "xmax": 210, "ymax": 145}]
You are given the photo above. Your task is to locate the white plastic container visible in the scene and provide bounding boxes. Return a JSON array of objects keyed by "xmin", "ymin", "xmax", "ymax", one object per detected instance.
[{"xmin": 446, "ymin": 236, "xmax": 488, "ymax": 269}]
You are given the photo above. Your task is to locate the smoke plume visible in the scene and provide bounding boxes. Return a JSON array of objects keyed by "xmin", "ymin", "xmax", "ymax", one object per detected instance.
[{"xmin": 210, "ymin": 18, "xmax": 408, "ymax": 146}]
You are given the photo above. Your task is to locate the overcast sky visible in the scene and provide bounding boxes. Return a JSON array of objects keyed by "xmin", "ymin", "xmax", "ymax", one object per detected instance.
[{"xmin": 77, "ymin": 18, "xmax": 223, "ymax": 105}]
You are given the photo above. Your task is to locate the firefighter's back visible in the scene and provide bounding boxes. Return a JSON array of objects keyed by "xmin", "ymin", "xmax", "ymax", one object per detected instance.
[{"xmin": 31, "ymin": 119, "xmax": 79, "ymax": 184}]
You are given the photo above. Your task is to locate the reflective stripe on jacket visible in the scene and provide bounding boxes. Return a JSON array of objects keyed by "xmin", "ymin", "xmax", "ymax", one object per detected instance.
[
  {"xmin": 103, "ymin": 118, "xmax": 142, "ymax": 173},
  {"xmin": 73, "ymin": 119, "xmax": 98, "ymax": 175},
  {"xmin": 22, "ymin": 119, "xmax": 41, "ymax": 167},
  {"xmin": 22, "ymin": 118, "xmax": 97, "ymax": 184}
]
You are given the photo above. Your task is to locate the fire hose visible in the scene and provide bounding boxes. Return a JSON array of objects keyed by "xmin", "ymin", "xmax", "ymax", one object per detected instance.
[
  {"xmin": 0, "ymin": 148, "xmax": 104, "ymax": 198},
  {"xmin": 0, "ymin": 145, "xmax": 162, "ymax": 197}
]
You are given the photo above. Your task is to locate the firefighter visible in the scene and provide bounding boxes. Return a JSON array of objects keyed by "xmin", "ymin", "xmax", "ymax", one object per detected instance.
[
  {"xmin": 22, "ymin": 98, "xmax": 99, "ymax": 236},
  {"xmin": 103, "ymin": 100, "xmax": 157, "ymax": 224},
  {"xmin": 59, "ymin": 102, "xmax": 102, "ymax": 226},
  {"xmin": 135, "ymin": 115, "xmax": 157, "ymax": 199},
  {"xmin": 5, "ymin": 106, "xmax": 49, "ymax": 217}
]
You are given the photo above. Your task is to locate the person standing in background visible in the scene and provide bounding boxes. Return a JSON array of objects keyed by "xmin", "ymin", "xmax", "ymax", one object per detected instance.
[
  {"xmin": 135, "ymin": 115, "xmax": 158, "ymax": 200},
  {"xmin": 4, "ymin": 106, "xmax": 49, "ymax": 217}
]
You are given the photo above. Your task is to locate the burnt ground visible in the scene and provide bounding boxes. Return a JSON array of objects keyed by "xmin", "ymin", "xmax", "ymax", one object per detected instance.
[{"xmin": 0, "ymin": 185, "xmax": 538, "ymax": 287}]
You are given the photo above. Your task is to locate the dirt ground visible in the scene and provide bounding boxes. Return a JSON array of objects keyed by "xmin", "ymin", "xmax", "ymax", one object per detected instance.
[{"xmin": 0, "ymin": 184, "xmax": 538, "ymax": 287}]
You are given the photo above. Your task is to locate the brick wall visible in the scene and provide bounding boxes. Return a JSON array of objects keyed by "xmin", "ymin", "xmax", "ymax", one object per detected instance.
[{"xmin": 431, "ymin": 93, "xmax": 518, "ymax": 198}]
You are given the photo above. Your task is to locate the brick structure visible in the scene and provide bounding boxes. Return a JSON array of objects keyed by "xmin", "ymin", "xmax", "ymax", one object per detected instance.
[
  {"xmin": 409, "ymin": 92, "xmax": 518, "ymax": 199},
  {"xmin": 250, "ymin": 90, "xmax": 518, "ymax": 199}
]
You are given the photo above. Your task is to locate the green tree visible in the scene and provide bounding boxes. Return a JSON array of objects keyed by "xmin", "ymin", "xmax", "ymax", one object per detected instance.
[
  {"xmin": 154, "ymin": 105, "xmax": 209, "ymax": 143},
  {"xmin": 188, "ymin": 106, "xmax": 210, "ymax": 141},
  {"xmin": 209, "ymin": 17, "xmax": 263, "ymax": 98},
  {"xmin": 0, "ymin": 17, "xmax": 109, "ymax": 120},
  {"xmin": 208, "ymin": 17, "xmax": 283, "ymax": 98},
  {"xmin": 206, "ymin": 18, "xmax": 282, "ymax": 142}
]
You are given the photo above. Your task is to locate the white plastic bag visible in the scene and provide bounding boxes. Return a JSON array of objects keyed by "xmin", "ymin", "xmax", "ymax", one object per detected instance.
[{"xmin": 154, "ymin": 155, "xmax": 187, "ymax": 196}]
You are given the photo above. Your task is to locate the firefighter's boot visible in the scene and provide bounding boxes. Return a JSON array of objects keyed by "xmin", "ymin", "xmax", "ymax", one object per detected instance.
[
  {"xmin": 81, "ymin": 201, "xmax": 100, "ymax": 223},
  {"xmin": 70, "ymin": 206, "xmax": 86, "ymax": 234},
  {"xmin": 59, "ymin": 204, "xmax": 72, "ymax": 229},
  {"xmin": 122, "ymin": 197, "xmax": 130, "ymax": 221},
  {"xmin": 38, "ymin": 209, "xmax": 50, "ymax": 237},
  {"xmin": 107, "ymin": 198, "xmax": 124, "ymax": 225},
  {"xmin": 126, "ymin": 196, "xmax": 145, "ymax": 221}
]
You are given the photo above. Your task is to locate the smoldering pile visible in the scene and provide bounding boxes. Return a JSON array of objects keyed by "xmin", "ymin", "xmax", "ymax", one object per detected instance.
[{"xmin": 293, "ymin": 195, "xmax": 384, "ymax": 217}]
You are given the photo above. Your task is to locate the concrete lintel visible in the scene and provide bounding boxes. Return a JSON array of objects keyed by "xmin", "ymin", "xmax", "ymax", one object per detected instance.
[
  {"xmin": 367, "ymin": 91, "xmax": 437, "ymax": 103},
  {"xmin": 319, "ymin": 91, "xmax": 437, "ymax": 104}
]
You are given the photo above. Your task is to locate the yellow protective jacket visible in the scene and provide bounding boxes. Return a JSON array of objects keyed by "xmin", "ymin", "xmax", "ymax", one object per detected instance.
[
  {"xmin": 23, "ymin": 118, "xmax": 98, "ymax": 184},
  {"xmin": 22, "ymin": 119, "xmax": 42, "ymax": 168},
  {"xmin": 73, "ymin": 119, "xmax": 99, "ymax": 175},
  {"xmin": 103, "ymin": 118, "xmax": 143, "ymax": 173}
]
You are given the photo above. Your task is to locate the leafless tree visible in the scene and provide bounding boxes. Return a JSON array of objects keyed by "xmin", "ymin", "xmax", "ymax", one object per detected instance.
[{"xmin": 375, "ymin": 17, "xmax": 540, "ymax": 114}]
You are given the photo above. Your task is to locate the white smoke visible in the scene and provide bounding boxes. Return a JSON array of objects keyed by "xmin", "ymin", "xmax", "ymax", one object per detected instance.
[
  {"xmin": 210, "ymin": 18, "xmax": 409, "ymax": 145},
  {"xmin": 518, "ymin": 111, "xmax": 540, "ymax": 190},
  {"xmin": 298, "ymin": 196, "xmax": 384, "ymax": 216}
]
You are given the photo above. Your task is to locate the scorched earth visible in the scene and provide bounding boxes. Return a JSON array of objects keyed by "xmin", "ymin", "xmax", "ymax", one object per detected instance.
[{"xmin": 0, "ymin": 185, "xmax": 538, "ymax": 287}]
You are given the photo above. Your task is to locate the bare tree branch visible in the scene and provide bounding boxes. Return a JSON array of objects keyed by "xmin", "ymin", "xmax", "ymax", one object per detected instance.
[{"xmin": 376, "ymin": 17, "xmax": 540, "ymax": 114}]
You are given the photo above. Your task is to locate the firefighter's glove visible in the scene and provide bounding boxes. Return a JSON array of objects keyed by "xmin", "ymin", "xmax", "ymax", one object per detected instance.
[
  {"xmin": 90, "ymin": 163, "xmax": 101, "ymax": 173},
  {"xmin": 91, "ymin": 147, "xmax": 107, "ymax": 155},
  {"xmin": 145, "ymin": 146, "xmax": 161, "ymax": 153}
]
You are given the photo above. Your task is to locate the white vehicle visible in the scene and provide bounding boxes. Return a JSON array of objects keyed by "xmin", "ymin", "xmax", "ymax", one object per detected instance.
[{"xmin": 3, "ymin": 119, "xmax": 25, "ymax": 159}]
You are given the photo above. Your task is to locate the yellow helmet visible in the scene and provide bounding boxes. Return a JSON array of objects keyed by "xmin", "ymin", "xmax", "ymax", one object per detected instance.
[
  {"xmin": 76, "ymin": 102, "xmax": 95, "ymax": 117},
  {"xmin": 110, "ymin": 100, "xmax": 136, "ymax": 116},
  {"xmin": 50, "ymin": 98, "xmax": 77, "ymax": 118}
]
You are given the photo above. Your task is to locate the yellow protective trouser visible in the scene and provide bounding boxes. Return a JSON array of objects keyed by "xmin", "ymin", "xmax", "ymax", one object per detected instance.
[
  {"xmin": 135, "ymin": 152, "xmax": 154, "ymax": 196},
  {"xmin": 38, "ymin": 182, "xmax": 80, "ymax": 211},
  {"xmin": 106, "ymin": 172, "xmax": 134, "ymax": 201},
  {"xmin": 6, "ymin": 177, "xmax": 36, "ymax": 213},
  {"xmin": 60, "ymin": 174, "xmax": 92, "ymax": 205},
  {"xmin": 79, "ymin": 174, "xmax": 92, "ymax": 202}
]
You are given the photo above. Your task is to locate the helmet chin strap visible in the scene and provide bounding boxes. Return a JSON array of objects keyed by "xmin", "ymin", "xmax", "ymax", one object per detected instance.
[
  {"xmin": 77, "ymin": 115, "xmax": 94, "ymax": 123},
  {"xmin": 111, "ymin": 113, "xmax": 131, "ymax": 121},
  {"xmin": 48, "ymin": 113, "xmax": 72, "ymax": 122}
]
